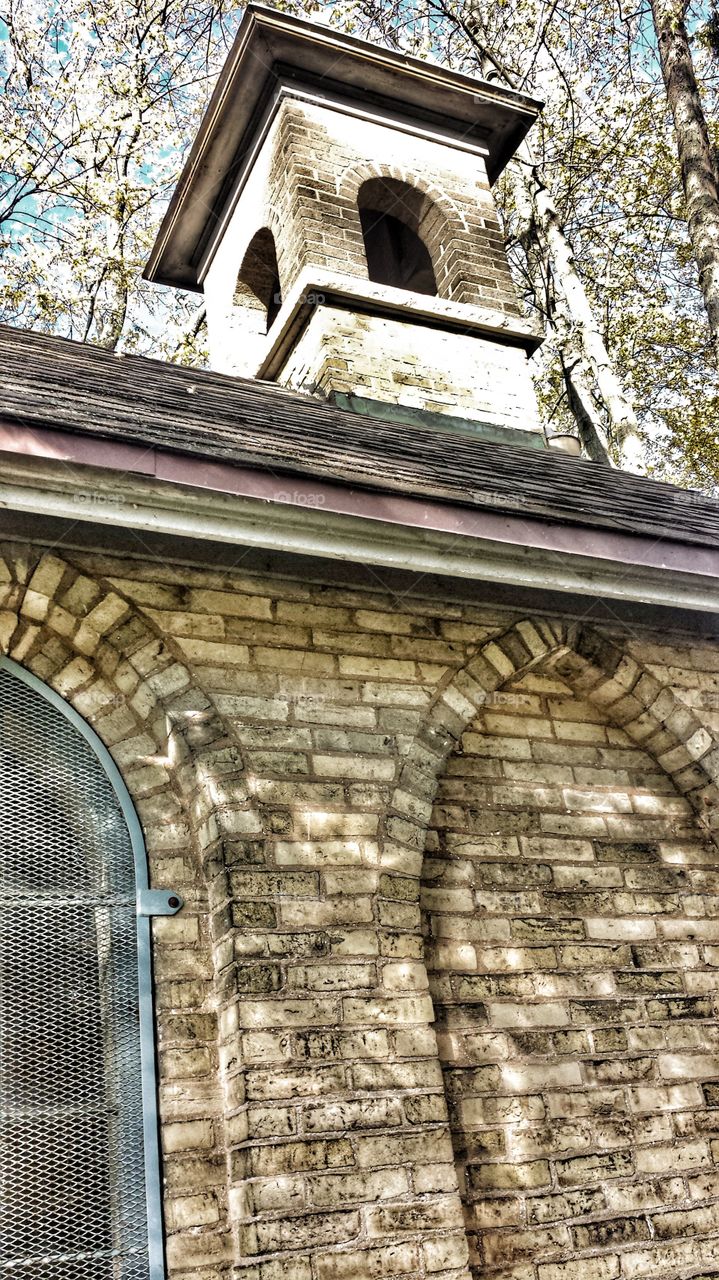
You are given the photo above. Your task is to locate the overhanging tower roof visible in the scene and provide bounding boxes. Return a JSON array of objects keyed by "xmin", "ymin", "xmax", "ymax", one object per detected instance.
[{"xmin": 144, "ymin": 3, "xmax": 542, "ymax": 291}]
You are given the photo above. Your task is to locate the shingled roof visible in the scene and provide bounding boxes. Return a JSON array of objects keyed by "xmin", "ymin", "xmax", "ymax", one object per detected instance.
[{"xmin": 1, "ymin": 324, "xmax": 717, "ymax": 551}]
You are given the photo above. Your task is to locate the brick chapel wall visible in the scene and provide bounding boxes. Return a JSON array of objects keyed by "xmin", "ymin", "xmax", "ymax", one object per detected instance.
[{"xmin": 3, "ymin": 541, "xmax": 719, "ymax": 1280}]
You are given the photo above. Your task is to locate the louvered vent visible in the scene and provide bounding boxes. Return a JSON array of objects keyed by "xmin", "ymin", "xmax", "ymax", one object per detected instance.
[{"xmin": 0, "ymin": 664, "xmax": 153, "ymax": 1278}]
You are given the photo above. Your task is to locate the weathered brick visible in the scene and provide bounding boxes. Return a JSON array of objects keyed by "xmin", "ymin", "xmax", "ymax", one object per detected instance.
[{"xmin": 7, "ymin": 501, "xmax": 719, "ymax": 1280}]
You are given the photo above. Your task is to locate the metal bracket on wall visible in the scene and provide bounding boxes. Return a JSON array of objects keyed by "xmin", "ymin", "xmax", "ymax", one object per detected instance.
[{"xmin": 137, "ymin": 889, "xmax": 184, "ymax": 917}]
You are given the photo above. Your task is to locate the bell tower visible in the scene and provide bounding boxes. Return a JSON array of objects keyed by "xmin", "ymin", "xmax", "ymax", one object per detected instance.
[{"xmin": 146, "ymin": 4, "xmax": 545, "ymax": 446}]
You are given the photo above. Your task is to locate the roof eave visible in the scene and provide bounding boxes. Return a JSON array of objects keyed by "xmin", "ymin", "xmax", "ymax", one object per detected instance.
[{"xmin": 3, "ymin": 423, "xmax": 719, "ymax": 618}]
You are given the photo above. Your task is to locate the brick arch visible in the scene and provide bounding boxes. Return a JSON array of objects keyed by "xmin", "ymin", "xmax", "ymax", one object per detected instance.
[
  {"xmin": 382, "ymin": 618, "xmax": 719, "ymax": 885},
  {"xmin": 0, "ymin": 548, "xmax": 266, "ymax": 839},
  {"xmin": 380, "ymin": 617, "xmax": 719, "ymax": 1278},
  {"xmin": 351, "ymin": 616, "xmax": 719, "ymax": 1280},
  {"xmin": 337, "ymin": 160, "xmax": 467, "ymax": 230},
  {"xmin": 0, "ymin": 546, "xmax": 267, "ymax": 1276},
  {"xmin": 336, "ymin": 160, "xmax": 487, "ymax": 304}
]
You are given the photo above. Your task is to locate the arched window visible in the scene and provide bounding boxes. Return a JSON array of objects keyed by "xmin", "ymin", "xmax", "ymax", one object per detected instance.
[
  {"xmin": 0, "ymin": 657, "xmax": 170, "ymax": 1279},
  {"xmin": 234, "ymin": 227, "xmax": 282, "ymax": 332},
  {"xmin": 358, "ymin": 178, "xmax": 438, "ymax": 296}
]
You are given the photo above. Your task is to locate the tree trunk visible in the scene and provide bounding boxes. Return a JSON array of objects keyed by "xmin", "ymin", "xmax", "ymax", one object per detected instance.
[
  {"xmin": 505, "ymin": 154, "xmax": 612, "ymax": 463},
  {"xmin": 650, "ymin": 0, "xmax": 719, "ymax": 365},
  {"xmin": 95, "ymin": 209, "xmax": 128, "ymax": 350},
  {"xmin": 462, "ymin": 16, "xmax": 644, "ymax": 469},
  {"xmin": 506, "ymin": 147, "xmax": 645, "ymax": 470},
  {"xmin": 560, "ymin": 345, "xmax": 614, "ymax": 464}
]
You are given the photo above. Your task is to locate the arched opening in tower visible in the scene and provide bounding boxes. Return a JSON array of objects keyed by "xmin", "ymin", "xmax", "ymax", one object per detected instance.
[
  {"xmin": 358, "ymin": 178, "xmax": 439, "ymax": 296},
  {"xmin": 234, "ymin": 227, "xmax": 283, "ymax": 332}
]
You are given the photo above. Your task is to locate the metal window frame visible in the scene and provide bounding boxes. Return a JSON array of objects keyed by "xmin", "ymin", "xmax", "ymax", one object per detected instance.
[{"xmin": 0, "ymin": 656, "xmax": 168, "ymax": 1279}]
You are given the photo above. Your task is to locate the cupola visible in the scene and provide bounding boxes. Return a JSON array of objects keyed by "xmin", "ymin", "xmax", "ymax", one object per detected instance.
[{"xmin": 145, "ymin": 4, "xmax": 545, "ymax": 446}]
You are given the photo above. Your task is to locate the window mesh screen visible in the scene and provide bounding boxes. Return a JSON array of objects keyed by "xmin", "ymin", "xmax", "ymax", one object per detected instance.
[{"xmin": 0, "ymin": 667, "xmax": 152, "ymax": 1278}]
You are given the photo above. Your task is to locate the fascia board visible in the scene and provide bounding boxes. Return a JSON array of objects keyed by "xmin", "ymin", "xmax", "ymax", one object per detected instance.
[{"xmin": 2, "ymin": 452, "xmax": 719, "ymax": 615}]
